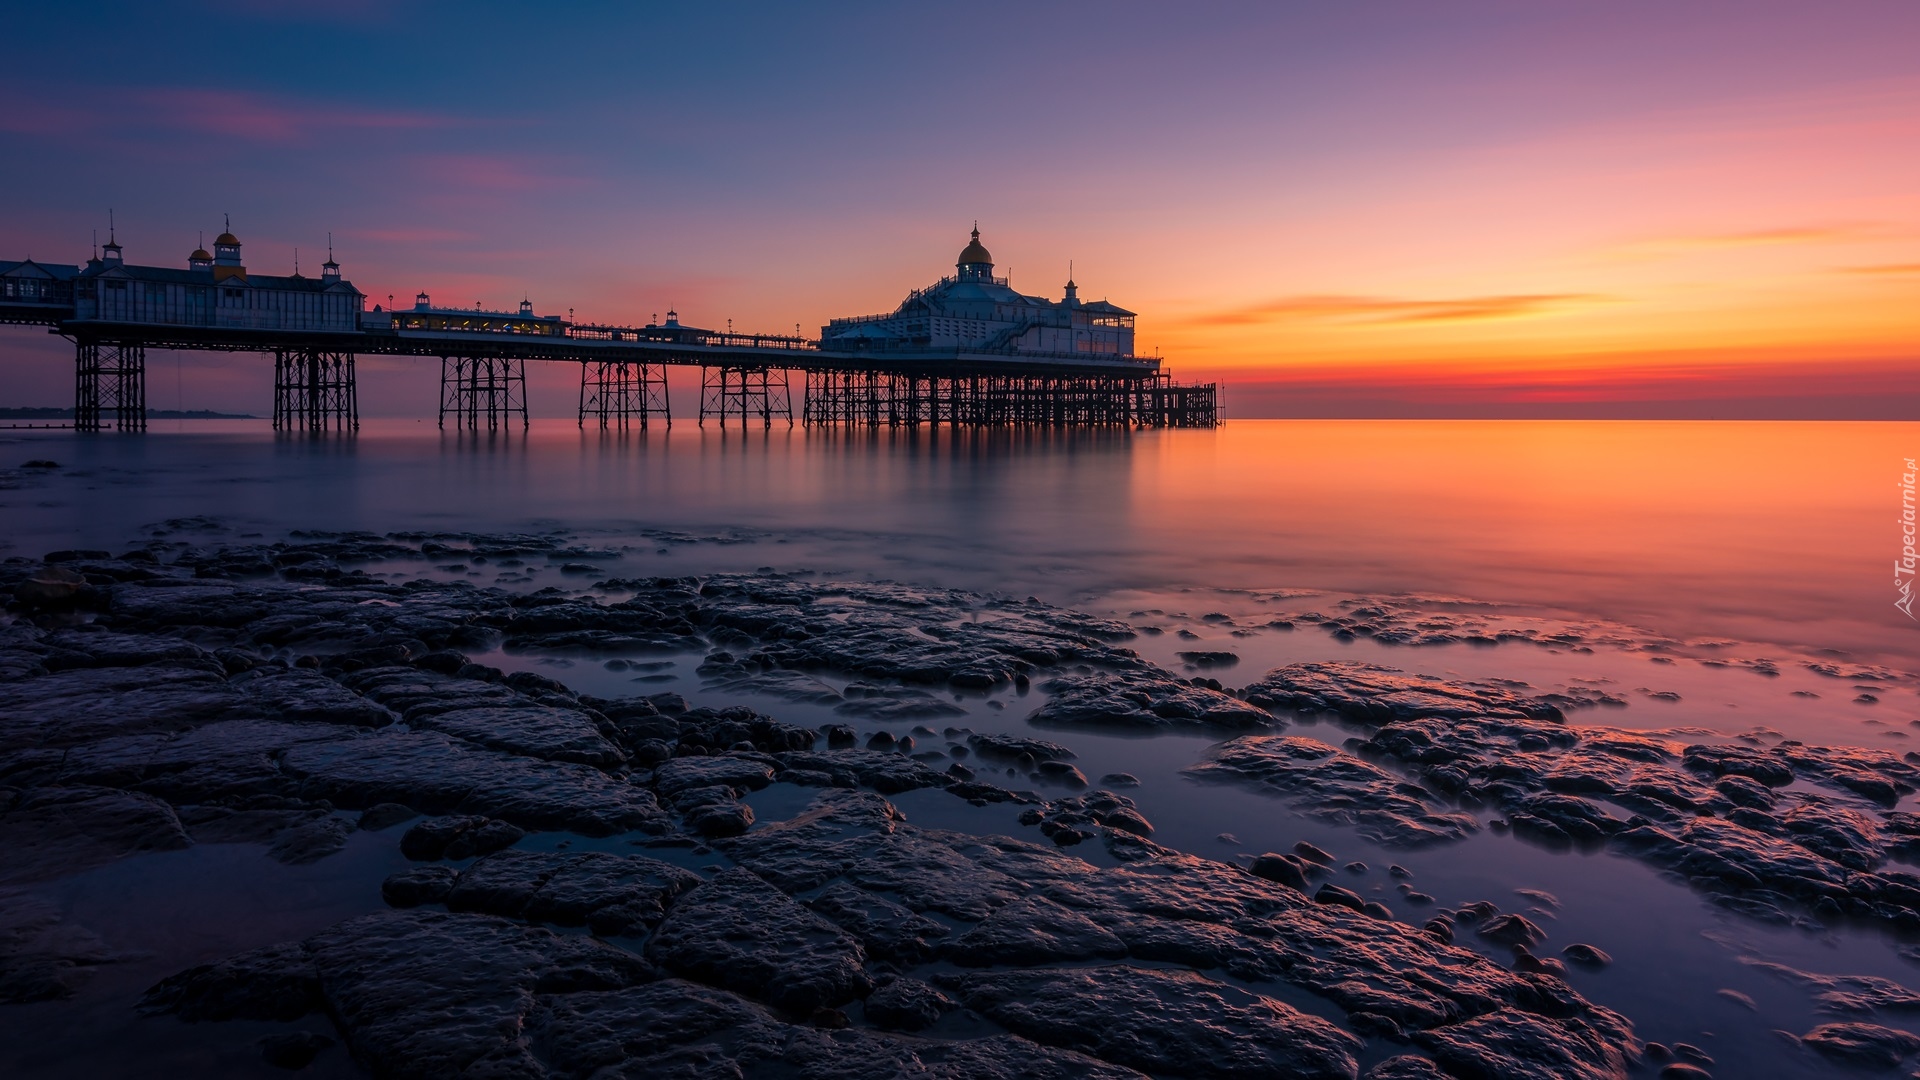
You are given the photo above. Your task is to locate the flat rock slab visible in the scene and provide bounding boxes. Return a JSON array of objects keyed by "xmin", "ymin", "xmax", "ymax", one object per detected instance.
[
  {"xmin": 0, "ymin": 664, "xmax": 245, "ymax": 754},
  {"xmin": 442, "ymin": 849, "xmax": 701, "ymax": 935},
  {"xmin": 1244, "ymin": 661, "xmax": 1565, "ymax": 723},
  {"xmin": 1187, "ymin": 736, "xmax": 1477, "ymax": 848},
  {"xmin": 945, "ymin": 964, "xmax": 1362, "ymax": 1080},
  {"xmin": 652, "ymin": 753, "xmax": 777, "ymax": 796},
  {"xmin": 0, "ymin": 785, "xmax": 191, "ymax": 885},
  {"xmin": 1415, "ymin": 1008, "xmax": 1634, "ymax": 1080},
  {"xmin": 282, "ymin": 730, "xmax": 663, "ymax": 835},
  {"xmin": 145, "ymin": 909, "xmax": 653, "ymax": 1079},
  {"xmin": 1029, "ymin": 670, "xmax": 1275, "ymax": 732},
  {"xmin": 805, "ymin": 882, "xmax": 952, "ymax": 965},
  {"xmin": 528, "ymin": 978, "xmax": 1144, "ymax": 1079},
  {"xmin": 646, "ymin": 867, "xmax": 870, "ymax": 1014},
  {"xmin": 406, "ymin": 705, "xmax": 626, "ymax": 767}
]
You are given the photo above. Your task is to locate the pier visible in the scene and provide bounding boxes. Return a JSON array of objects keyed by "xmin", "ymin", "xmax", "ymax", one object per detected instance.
[{"xmin": 0, "ymin": 226, "xmax": 1219, "ymax": 433}]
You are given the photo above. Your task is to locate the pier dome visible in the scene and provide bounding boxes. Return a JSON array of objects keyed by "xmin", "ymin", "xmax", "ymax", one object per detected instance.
[{"xmin": 957, "ymin": 226, "xmax": 994, "ymax": 283}]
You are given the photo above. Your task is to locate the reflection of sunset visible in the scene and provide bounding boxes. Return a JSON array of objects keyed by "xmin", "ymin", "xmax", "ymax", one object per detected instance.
[{"xmin": 1126, "ymin": 421, "xmax": 1912, "ymax": 659}]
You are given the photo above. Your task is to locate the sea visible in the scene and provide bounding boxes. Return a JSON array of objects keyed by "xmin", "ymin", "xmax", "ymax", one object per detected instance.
[{"xmin": 1, "ymin": 417, "xmax": 1916, "ymax": 1077}]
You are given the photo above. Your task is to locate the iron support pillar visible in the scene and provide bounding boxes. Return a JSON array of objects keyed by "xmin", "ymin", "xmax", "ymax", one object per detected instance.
[
  {"xmin": 698, "ymin": 365, "xmax": 792, "ymax": 428},
  {"xmin": 578, "ymin": 360, "xmax": 670, "ymax": 429},
  {"xmin": 272, "ymin": 348, "xmax": 358, "ymax": 432},
  {"xmin": 73, "ymin": 341, "xmax": 146, "ymax": 432},
  {"xmin": 438, "ymin": 356, "xmax": 528, "ymax": 430}
]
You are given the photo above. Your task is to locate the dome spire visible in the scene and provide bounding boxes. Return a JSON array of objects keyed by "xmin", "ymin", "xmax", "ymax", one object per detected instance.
[{"xmin": 956, "ymin": 224, "xmax": 994, "ymax": 282}]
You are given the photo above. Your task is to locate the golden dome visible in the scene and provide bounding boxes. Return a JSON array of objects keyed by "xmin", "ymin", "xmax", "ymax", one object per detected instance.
[
  {"xmin": 190, "ymin": 248, "xmax": 212, "ymax": 261},
  {"xmin": 957, "ymin": 226, "xmax": 992, "ymax": 266},
  {"xmin": 215, "ymin": 232, "xmax": 240, "ymax": 247}
]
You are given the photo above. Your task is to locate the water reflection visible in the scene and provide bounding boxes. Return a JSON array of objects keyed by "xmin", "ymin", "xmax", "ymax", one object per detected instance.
[{"xmin": 1, "ymin": 418, "xmax": 1914, "ymax": 661}]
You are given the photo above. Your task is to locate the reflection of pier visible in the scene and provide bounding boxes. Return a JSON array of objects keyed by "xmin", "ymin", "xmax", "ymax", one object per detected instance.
[{"xmin": 1, "ymin": 225, "xmax": 1218, "ymax": 433}]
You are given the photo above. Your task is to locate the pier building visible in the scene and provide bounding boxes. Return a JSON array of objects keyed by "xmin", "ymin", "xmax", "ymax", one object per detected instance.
[
  {"xmin": 822, "ymin": 227, "xmax": 1137, "ymax": 359},
  {"xmin": 69, "ymin": 224, "xmax": 364, "ymax": 333}
]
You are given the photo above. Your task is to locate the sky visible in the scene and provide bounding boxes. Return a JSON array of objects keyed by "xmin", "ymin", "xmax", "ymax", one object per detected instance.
[{"xmin": 2, "ymin": 0, "xmax": 1918, "ymax": 418}]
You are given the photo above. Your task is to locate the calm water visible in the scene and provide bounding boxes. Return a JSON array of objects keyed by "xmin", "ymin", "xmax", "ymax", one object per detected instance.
[
  {"xmin": 3, "ymin": 418, "xmax": 1918, "ymax": 1078},
  {"xmin": 4, "ymin": 419, "xmax": 1916, "ymax": 662}
]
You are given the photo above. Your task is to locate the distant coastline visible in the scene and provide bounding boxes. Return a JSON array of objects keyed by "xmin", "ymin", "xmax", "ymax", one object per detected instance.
[{"xmin": 0, "ymin": 406, "xmax": 258, "ymax": 420}]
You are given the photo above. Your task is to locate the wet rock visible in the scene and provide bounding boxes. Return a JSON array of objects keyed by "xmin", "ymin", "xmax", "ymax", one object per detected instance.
[
  {"xmin": 945, "ymin": 894, "xmax": 1129, "ymax": 966},
  {"xmin": 443, "ymin": 849, "xmax": 701, "ymax": 935},
  {"xmin": 527, "ymin": 978, "xmax": 1135, "ymax": 1079},
  {"xmin": 771, "ymin": 749, "xmax": 952, "ymax": 796},
  {"xmin": 0, "ymin": 892, "xmax": 115, "ymax": 1003},
  {"xmin": 1020, "ymin": 791, "xmax": 1155, "ymax": 845},
  {"xmin": 356, "ymin": 802, "xmax": 417, "ymax": 831},
  {"xmin": 266, "ymin": 814, "xmax": 352, "ymax": 864},
  {"xmin": 404, "ymin": 705, "xmax": 626, "ymax": 767},
  {"xmin": 863, "ymin": 976, "xmax": 956, "ymax": 1031},
  {"xmin": 398, "ymin": 815, "xmax": 526, "ymax": 861},
  {"xmin": 1031, "ymin": 669, "xmax": 1275, "ymax": 732},
  {"xmin": 282, "ymin": 731, "xmax": 664, "ymax": 835},
  {"xmin": 805, "ymin": 882, "xmax": 951, "ymax": 965},
  {"xmin": 13, "ymin": 565, "xmax": 88, "ymax": 607},
  {"xmin": 0, "ymin": 663, "xmax": 245, "ymax": 755},
  {"xmin": 381, "ymin": 865, "xmax": 457, "ymax": 907},
  {"xmin": 335, "ymin": 909, "xmax": 649, "ymax": 1073},
  {"xmin": 676, "ymin": 788, "xmax": 756, "ymax": 837},
  {"xmin": 647, "ymin": 867, "xmax": 871, "ymax": 1014},
  {"xmin": 1316, "ymin": 883, "xmax": 1367, "ymax": 912},
  {"xmin": 1414, "ymin": 1007, "xmax": 1633, "ymax": 1080},
  {"xmin": 1682, "ymin": 744, "xmax": 1794, "ymax": 787},
  {"xmin": 141, "ymin": 941, "xmax": 322, "ymax": 1022},
  {"xmin": 1799, "ymin": 1022, "xmax": 1920, "ymax": 1069},
  {"xmin": 1101, "ymin": 772, "xmax": 1141, "ymax": 787},
  {"xmin": 1365, "ymin": 1056, "xmax": 1450, "ymax": 1079},
  {"xmin": 258, "ymin": 1031, "xmax": 334, "ymax": 1070},
  {"xmin": 1188, "ymin": 736, "xmax": 1477, "ymax": 847},
  {"xmin": 944, "ymin": 964, "xmax": 1362, "ymax": 1080},
  {"xmin": 833, "ymin": 685, "xmax": 968, "ymax": 720},
  {"xmin": 1657, "ymin": 1064, "xmax": 1710, "ymax": 1079},
  {"xmin": 0, "ymin": 785, "xmax": 191, "ymax": 885},
  {"xmin": 1244, "ymin": 661, "xmax": 1565, "ymax": 723},
  {"xmin": 652, "ymin": 753, "xmax": 776, "ymax": 796},
  {"xmin": 1178, "ymin": 650, "xmax": 1240, "ymax": 668},
  {"xmin": 717, "ymin": 789, "xmax": 1092, "ymax": 921},
  {"xmin": 1745, "ymin": 960, "xmax": 1920, "ymax": 1015},
  {"xmin": 1476, "ymin": 914, "xmax": 1547, "ymax": 948},
  {"xmin": 968, "ymin": 733, "xmax": 1076, "ymax": 761},
  {"xmin": 1563, "ymin": 943, "xmax": 1612, "ymax": 968},
  {"xmin": 1295, "ymin": 841, "xmax": 1335, "ymax": 864},
  {"xmin": 1250, "ymin": 853, "xmax": 1310, "ymax": 891}
]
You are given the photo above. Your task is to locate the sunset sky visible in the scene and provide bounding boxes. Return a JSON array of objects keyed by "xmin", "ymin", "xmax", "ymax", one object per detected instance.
[{"xmin": 3, "ymin": 1, "xmax": 1918, "ymax": 417}]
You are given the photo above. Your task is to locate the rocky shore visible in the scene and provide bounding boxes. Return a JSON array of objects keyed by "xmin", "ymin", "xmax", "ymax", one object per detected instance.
[{"xmin": 2, "ymin": 532, "xmax": 1917, "ymax": 1077}]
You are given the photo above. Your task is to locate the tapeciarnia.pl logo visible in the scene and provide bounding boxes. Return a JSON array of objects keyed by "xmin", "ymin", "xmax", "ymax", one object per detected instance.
[{"xmin": 1900, "ymin": 457, "xmax": 1918, "ymax": 620}]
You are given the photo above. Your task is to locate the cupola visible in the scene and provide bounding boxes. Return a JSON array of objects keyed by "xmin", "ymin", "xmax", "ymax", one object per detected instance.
[
  {"xmin": 212, "ymin": 216, "xmax": 245, "ymax": 282},
  {"xmin": 956, "ymin": 225, "xmax": 994, "ymax": 283}
]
